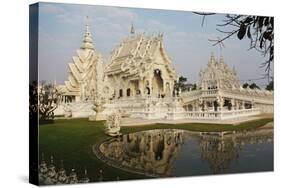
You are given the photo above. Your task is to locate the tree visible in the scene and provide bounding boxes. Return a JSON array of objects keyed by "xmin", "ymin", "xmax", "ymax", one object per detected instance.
[
  {"xmin": 266, "ymin": 80, "xmax": 273, "ymax": 91},
  {"xmin": 29, "ymin": 81, "xmax": 38, "ymax": 123},
  {"xmin": 242, "ymin": 82, "xmax": 260, "ymax": 89},
  {"xmin": 242, "ymin": 83, "xmax": 249, "ymax": 88},
  {"xmin": 38, "ymin": 81, "xmax": 61, "ymax": 122},
  {"xmin": 174, "ymin": 76, "xmax": 188, "ymax": 91},
  {"xmin": 195, "ymin": 13, "xmax": 274, "ymax": 76},
  {"xmin": 192, "ymin": 84, "xmax": 197, "ymax": 90},
  {"xmin": 249, "ymin": 83, "xmax": 260, "ymax": 89}
]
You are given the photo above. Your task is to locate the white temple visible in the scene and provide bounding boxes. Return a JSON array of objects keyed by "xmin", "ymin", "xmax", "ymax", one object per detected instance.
[{"xmin": 55, "ymin": 23, "xmax": 273, "ymax": 122}]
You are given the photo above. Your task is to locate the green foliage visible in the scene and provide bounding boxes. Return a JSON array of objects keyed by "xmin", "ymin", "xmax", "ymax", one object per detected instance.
[
  {"xmin": 174, "ymin": 76, "xmax": 190, "ymax": 91},
  {"xmin": 242, "ymin": 83, "xmax": 249, "ymax": 88},
  {"xmin": 207, "ymin": 15, "xmax": 274, "ymax": 74},
  {"xmin": 192, "ymin": 84, "xmax": 197, "ymax": 90},
  {"xmin": 29, "ymin": 81, "xmax": 38, "ymax": 121},
  {"xmin": 242, "ymin": 82, "xmax": 260, "ymax": 89},
  {"xmin": 235, "ymin": 16, "xmax": 273, "ymax": 73},
  {"xmin": 39, "ymin": 81, "xmax": 60, "ymax": 122},
  {"xmin": 266, "ymin": 81, "xmax": 273, "ymax": 91},
  {"xmin": 249, "ymin": 83, "xmax": 260, "ymax": 89}
]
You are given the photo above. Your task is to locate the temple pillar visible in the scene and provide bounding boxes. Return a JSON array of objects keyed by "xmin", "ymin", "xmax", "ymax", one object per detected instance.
[
  {"xmin": 139, "ymin": 80, "xmax": 144, "ymax": 97},
  {"xmin": 241, "ymin": 101, "xmax": 245, "ymax": 109},
  {"xmin": 192, "ymin": 102, "xmax": 195, "ymax": 111},
  {"xmin": 219, "ymin": 97, "xmax": 224, "ymax": 111},
  {"xmin": 251, "ymin": 100, "xmax": 255, "ymax": 109},
  {"xmin": 235, "ymin": 100, "xmax": 239, "ymax": 110},
  {"xmin": 162, "ymin": 80, "xmax": 166, "ymax": 97},
  {"xmin": 230, "ymin": 99, "xmax": 235, "ymax": 111},
  {"xmin": 203, "ymin": 101, "xmax": 207, "ymax": 111},
  {"xmin": 195, "ymin": 101, "xmax": 198, "ymax": 111}
]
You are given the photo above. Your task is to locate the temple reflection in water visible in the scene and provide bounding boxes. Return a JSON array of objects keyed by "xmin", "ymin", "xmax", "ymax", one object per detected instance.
[{"xmin": 97, "ymin": 129, "xmax": 273, "ymax": 177}]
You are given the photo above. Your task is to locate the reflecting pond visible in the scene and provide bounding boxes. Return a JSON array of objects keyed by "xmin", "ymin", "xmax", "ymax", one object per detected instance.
[{"xmin": 96, "ymin": 129, "xmax": 273, "ymax": 177}]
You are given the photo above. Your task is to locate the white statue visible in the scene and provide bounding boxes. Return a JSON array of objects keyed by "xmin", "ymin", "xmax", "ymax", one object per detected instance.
[
  {"xmin": 105, "ymin": 110, "xmax": 122, "ymax": 137},
  {"xmin": 64, "ymin": 104, "xmax": 72, "ymax": 118},
  {"xmin": 89, "ymin": 96, "xmax": 106, "ymax": 121}
]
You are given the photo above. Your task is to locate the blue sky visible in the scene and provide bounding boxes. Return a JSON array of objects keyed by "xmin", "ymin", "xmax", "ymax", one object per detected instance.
[{"xmin": 38, "ymin": 2, "xmax": 272, "ymax": 87}]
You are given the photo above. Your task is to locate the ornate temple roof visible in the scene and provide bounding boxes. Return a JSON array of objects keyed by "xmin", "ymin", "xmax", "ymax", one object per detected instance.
[
  {"xmin": 81, "ymin": 24, "xmax": 95, "ymax": 50},
  {"xmin": 105, "ymin": 30, "xmax": 177, "ymax": 80},
  {"xmin": 199, "ymin": 53, "xmax": 240, "ymax": 90},
  {"xmin": 60, "ymin": 23, "xmax": 102, "ymax": 97}
]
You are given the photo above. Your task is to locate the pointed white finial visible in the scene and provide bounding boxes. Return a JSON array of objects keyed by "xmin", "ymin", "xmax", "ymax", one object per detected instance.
[
  {"xmin": 81, "ymin": 16, "xmax": 94, "ymax": 50},
  {"xmin": 53, "ymin": 76, "xmax": 57, "ymax": 86},
  {"xmin": 209, "ymin": 52, "xmax": 215, "ymax": 64},
  {"xmin": 85, "ymin": 16, "xmax": 90, "ymax": 33},
  {"xmin": 219, "ymin": 55, "xmax": 224, "ymax": 64}
]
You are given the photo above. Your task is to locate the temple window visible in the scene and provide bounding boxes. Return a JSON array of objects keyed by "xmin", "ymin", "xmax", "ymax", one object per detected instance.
[
  {"xmin": 187, "ymin": 104, "xmax": 193, "ymax": 111},
  {"xmin": 126, "ymin": 88, "xmax": 131, "ymax": 97},
  {"xmin": 119, "ymin": 89, "xmax": 123, "ymax": 98},
  {"xmin": 146, "ymin": 87, "xmax": 150, "ymax": 95}
]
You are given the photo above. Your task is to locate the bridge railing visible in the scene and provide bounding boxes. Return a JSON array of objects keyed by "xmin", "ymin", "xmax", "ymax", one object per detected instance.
[{"xmin": 185, "ymin": 108, "xmax": 260, "ymax": 120}]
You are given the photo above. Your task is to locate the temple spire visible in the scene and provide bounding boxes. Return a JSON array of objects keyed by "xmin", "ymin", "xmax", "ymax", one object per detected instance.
[
  {"xmin": 209, "ymin": 52, "xmax": 215, "ymax": 64},
  {"xmin": 81, "ymin": 16, "xmax": 94, "ymax": 50},
  {"xmin": 219, "ymin": 55, "xmax": 224, "ymax": 64}
]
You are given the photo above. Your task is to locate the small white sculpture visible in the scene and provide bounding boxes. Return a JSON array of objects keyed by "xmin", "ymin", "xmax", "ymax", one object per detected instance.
[
  {"xmin": 105, "ymin": 110, "xmax": 122, "ymax": 137},
  {"xmin": 89, "ymin": 96, "xmax": 106, "ymax": 121}
]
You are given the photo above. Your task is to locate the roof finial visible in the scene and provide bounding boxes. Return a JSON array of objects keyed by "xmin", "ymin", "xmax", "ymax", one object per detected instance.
[
  {"xmin": 219, "ymin": 55, "xmax": 224, "ymax": 64},
  {"xmin": 53, "ymin": 76, "xmax": 57, "ymax": 86},
  {"xmin": 130, "ymin": 23, "xmax": 135, "ymax": 35},
  {"xmin": 81, "ymin": 16, "xmax": 94, "ymax": 50},
  {"xmin": 209, "ymin": 52, "xmax": 216, "ymax": 65},
  {"xmin": 85, "ymin": 16, "xmax": 90, "ymax": 33}
]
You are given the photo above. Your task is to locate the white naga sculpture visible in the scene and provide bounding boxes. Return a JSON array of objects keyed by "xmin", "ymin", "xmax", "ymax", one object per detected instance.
[{"xmin": 105, "ymin": 110, "xmax": 122, "ymax": 137}]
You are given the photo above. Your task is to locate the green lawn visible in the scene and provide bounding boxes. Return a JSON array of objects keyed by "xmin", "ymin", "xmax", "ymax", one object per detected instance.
[{"xmin": 39, "ymin": 117, "xmax": 273, "ymax": 182}]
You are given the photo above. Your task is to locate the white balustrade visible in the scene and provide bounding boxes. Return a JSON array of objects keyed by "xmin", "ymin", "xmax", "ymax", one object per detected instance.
[{"xmin": 185, "ymin": 108, "xmax": 260, "ymax": 120}]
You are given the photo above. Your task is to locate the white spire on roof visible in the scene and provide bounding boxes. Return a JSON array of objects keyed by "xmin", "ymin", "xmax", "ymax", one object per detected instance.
[{"xmin": 81, "ymin": 16, "xmax": 94, "ymax": 50}]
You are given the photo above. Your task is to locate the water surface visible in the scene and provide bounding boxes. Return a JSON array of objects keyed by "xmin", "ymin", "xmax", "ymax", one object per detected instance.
[{"xmin": 98, "ymin": 129, "xmax": 273, "ymax": 177}]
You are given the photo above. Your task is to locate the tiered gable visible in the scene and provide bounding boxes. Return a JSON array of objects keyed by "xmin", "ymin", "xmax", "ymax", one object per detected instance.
[
  {"xmin": 61, "ymin": 23, "xmax": 103, "ymax": 100},
  {"xmin": 199, "ymin": 53, "xmax": 240, "ymax": 90},
  {"xmin": 105, "ymin": 32, "xmax": 177, "ymax": 81}
]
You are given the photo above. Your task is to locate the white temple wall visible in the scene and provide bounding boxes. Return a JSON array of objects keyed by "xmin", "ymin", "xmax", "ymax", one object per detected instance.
[{"xmin": 255, "ymin": 103, "xmax": 274, "ymax": 113}]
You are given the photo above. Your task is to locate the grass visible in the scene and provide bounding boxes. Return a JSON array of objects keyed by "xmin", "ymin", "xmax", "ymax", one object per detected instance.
[{"xmin": 39, "ymin": 117, "xmax": 273, "ymax": 182}]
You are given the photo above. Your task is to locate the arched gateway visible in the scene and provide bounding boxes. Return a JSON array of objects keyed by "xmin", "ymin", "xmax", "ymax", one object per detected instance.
[{"xmin": 152, "ymin": 69, "xmax": 164, "ymax": 97}]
